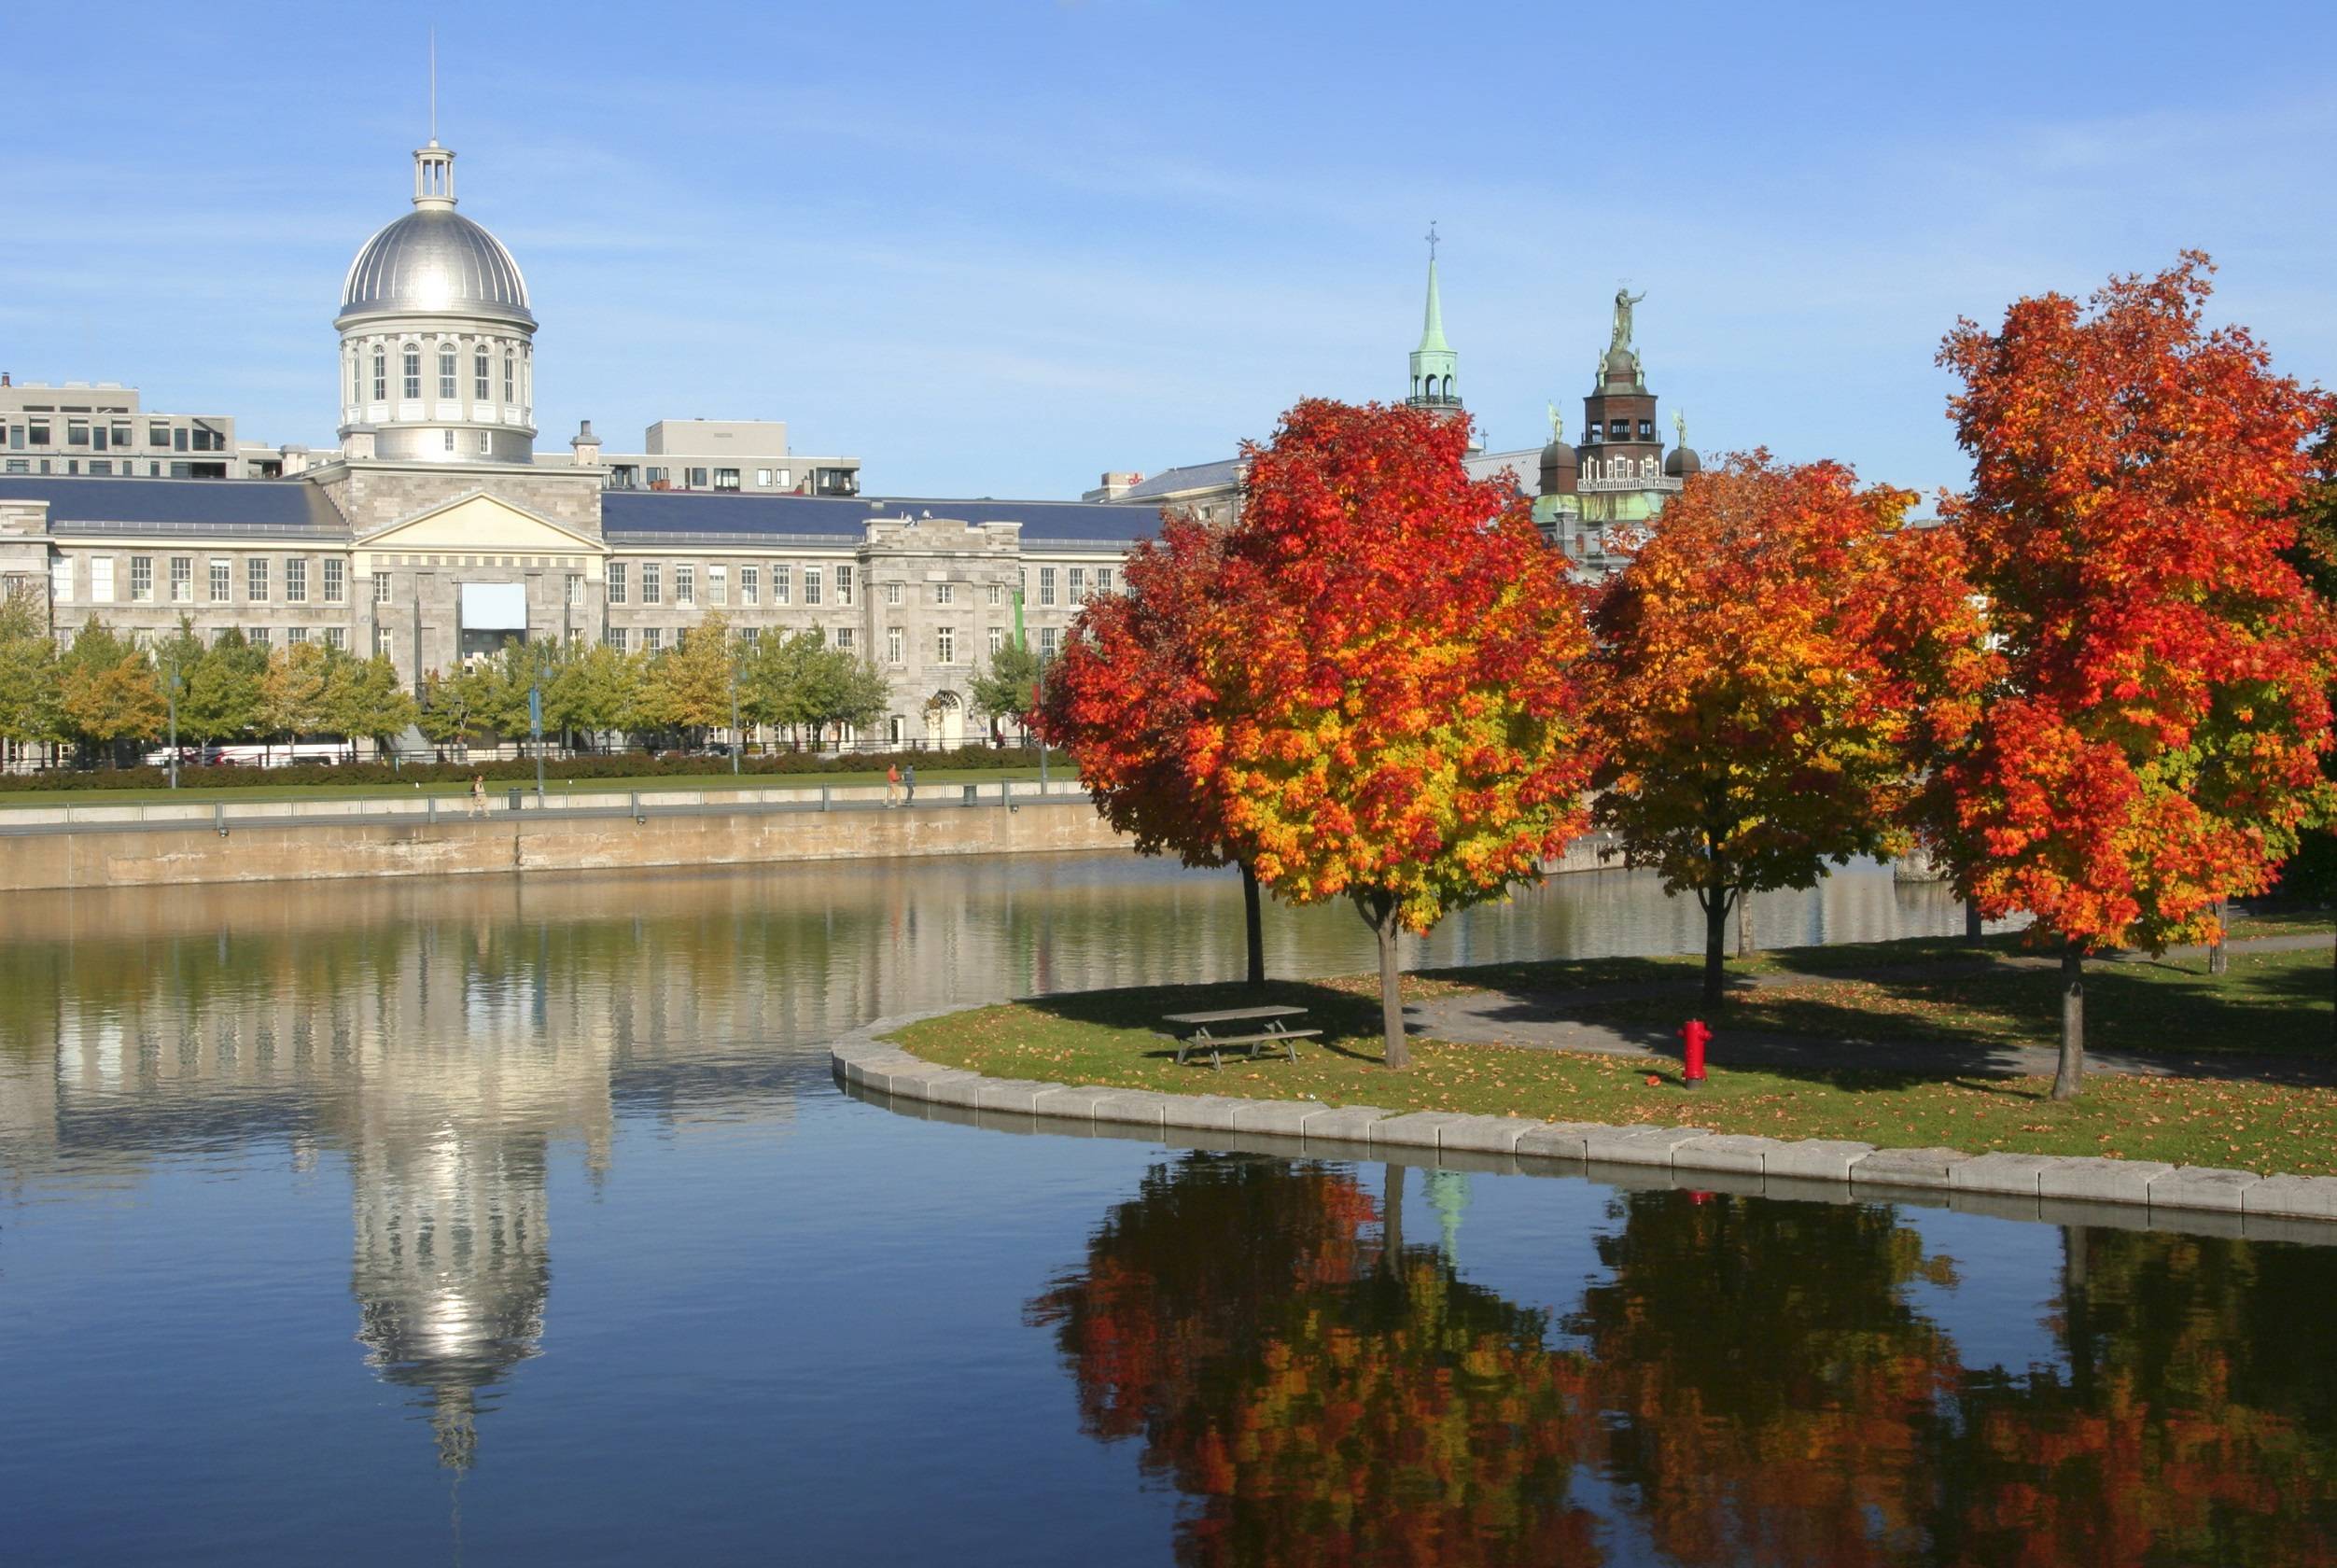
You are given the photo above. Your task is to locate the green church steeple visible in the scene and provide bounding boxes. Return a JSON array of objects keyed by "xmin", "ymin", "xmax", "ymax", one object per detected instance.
[{"xmin": 1406, "ymin": 222, "xmax": 1460, "ymax": 412}]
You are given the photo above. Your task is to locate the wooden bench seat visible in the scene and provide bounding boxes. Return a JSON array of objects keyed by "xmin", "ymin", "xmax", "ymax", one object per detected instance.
[{"xmin": 1175, "ymin": 1028, "xmax": 1322, "ymax": 1067}]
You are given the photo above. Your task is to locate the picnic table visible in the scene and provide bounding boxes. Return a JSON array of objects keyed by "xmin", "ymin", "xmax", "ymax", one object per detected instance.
[{"xmin": 1161, "ymin": 1004, "xmax": 1322, "ymax": 1068}]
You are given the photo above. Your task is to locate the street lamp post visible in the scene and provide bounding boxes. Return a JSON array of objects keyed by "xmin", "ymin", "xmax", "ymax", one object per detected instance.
[
  {"xmin": 729, "ymin": 667, "xmax": 741, "ymax": 776},
  {"xmin": 166, "ymin": 661, "xmax": 180, "ymax": 791}
]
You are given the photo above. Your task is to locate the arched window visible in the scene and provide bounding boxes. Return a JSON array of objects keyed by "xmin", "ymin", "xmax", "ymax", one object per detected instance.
[
  {"xmin": 502, "ymin": 351, "xmax": 514, "ymax": 406},
  {"xmin": 437, "ymin": 344, "xmax": 457, "ymax": 400},
  {"xmin": 474, "ymin": 348, "xmax": 490, "ymax": 402},
  {"xmin": 1441, "ymin": 375, "xmax": 1453, "ymax": 400},
  {"xmin": 400, "ymin": 344, "xmax": 421, "ymax": 400},
  {"xmin": 371, "ymin": 348, "xmax": 387, "ymax": 402},
  {"xmin": 349, "ymin": 353, "xmax": 361, "ymax": 404}
]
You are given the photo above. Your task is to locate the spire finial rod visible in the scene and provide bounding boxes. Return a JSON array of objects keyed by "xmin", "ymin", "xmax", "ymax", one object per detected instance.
[
  {"xmin": 1425, "ymin": 220, "xmax": 1438, "ymax": 263},
  {"xmin": 428, "ymin": 26, "xmax": 438, "ymax": 145}
]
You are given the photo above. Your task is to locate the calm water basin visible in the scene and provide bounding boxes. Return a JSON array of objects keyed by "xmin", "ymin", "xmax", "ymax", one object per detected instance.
[{"xmin": 1, "ymin": 854, "xmax": 2329, "ymax": 1564}]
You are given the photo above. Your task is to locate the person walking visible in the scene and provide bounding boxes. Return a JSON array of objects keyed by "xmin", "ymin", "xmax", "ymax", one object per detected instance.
[
  {"xmin": 469, "ymin": 773, "xmax": 486, "ymax": 819},
  {"xmin": 886, "ymin": 762, "xmax": 902, "ymax": 807},
  {"xmin": 903, "ymin": 763, "xmax": 917, "ymax": 805}
]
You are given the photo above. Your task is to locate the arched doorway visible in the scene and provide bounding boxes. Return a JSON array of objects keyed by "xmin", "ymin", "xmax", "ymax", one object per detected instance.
[{"xmin": 923, "ymin": 691, "xmax": 965, "ymax": 749}]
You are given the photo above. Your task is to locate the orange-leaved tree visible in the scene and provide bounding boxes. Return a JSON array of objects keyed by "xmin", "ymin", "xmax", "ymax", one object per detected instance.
[
  {"xmin": 1592, "ymin": 452, "xmax": 1985, "ymax": 1006},
  {"xmin": 1037, "ymin": 514, "xmax": 1275, "ymax": 984},
  {"xmin": 1931, "ymin": 253, "xmax": 2337, "ymax": 1098},
  {"xmin": 1201, "ymin": 399, "xmax": 1600, "ymax": 1067}
]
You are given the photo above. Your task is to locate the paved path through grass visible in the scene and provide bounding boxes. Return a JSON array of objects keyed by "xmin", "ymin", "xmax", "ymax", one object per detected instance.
[{"xmin": 1408, "ymin": 931, "xmax": 2337, "ymax": 1088}]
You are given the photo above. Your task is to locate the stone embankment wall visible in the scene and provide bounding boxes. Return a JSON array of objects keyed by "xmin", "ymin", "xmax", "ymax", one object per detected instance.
[{"xmin": 0, "ymin": 798, "xmax": 1127, "ymax": 891}]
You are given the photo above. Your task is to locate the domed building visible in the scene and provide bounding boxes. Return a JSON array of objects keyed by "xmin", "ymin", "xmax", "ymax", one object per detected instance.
[{"xmin": 335, "ymin": 141, "xmax": 538, "ymax": 466}]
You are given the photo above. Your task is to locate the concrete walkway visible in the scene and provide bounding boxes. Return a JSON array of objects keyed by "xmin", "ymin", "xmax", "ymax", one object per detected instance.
[{"xmin": 1407, "ymin": 931, "xmax": 2337, "ymax": 1087}]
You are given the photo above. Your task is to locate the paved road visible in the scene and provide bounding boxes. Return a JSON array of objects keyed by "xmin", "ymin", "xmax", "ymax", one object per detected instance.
[{"xmin": 1406, "ymin": 931, "xmax": 2337, "ymax": 1086}]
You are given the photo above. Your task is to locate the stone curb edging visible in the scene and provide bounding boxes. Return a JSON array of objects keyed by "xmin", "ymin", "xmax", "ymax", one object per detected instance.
[{"xmin": 827, "ymin": 1008, "xmax": 2337, "ymax": 1238}]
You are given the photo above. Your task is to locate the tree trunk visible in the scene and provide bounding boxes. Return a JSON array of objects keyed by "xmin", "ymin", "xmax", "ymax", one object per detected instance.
[
  {"xmin": 1382, "ymin": 1161, "xmax": 1406, "ymax": 1262},
  {"xmin": 1357, "ymin": 890, "xmax": 1409, "ymax": 1070},
  {"xmin": 1965, "ymin": 898, "xmax": 1983, "ymax": 945},
  {"xmin": 1239, "ymin": 861, "xmax": 1266, "ymax": 987},
  {"xmin": 2052, "ymin": 945, "xmax": 2086, "ymax": 1100},
  {"xmin": 1700, "ymin": 888, "xmax": 1733, "ymax": 1008},
  {"xmin": 2207, "ymin": 897, "xmax": 2228, "ymax": 975}
]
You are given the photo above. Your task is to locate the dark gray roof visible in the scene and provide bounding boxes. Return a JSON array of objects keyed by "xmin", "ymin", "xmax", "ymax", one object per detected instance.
[
  {"xmin": 0, "ymin": 475, "xmax": 345, "ymax": 536},
  {"xmin": 1119, "ymin": 458, "xmax": 1243, "ymax": 500},
  {"xmin": 601, "ymin": 490, "xmax": 1159, "ymax": 547}
]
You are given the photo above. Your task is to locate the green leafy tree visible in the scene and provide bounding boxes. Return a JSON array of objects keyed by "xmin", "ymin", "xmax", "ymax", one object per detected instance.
[
  {"xmin": 176, "ymin": 628, "xmax": 267, "ymax": 747},
  {"xmin": 806, "ymin": 648, "xmax": 891, "ymax": 748},
  {"xmin": 417, "ymin": 665, "xmax": 489, "ymax": 748},
  {"xmin": 0, "ymin": 591, "xmax": 63, "ymax": 749},
  {"xmin": 970, "ymin": 639, "xmax": 1045, "ymax": 742},
  {"xmin": 549, "ymin": 638, "xmax": 637, "ymax": 748},
  {"xmin": 646, "ymin": 612, "xmax": 736, "ymax": 744},
  {"xmin": 326, "ymin": 652, "xmax": 420, "ymax": 756},
  {"xmin": 260, "ymin": 641, "xmax": 337, "ymax": 743}
]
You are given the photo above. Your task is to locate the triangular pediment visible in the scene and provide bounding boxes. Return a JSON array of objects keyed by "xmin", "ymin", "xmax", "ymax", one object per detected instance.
[{"xmin": 357, "ymin": 491, "xmax": 605, "ymax": 554}]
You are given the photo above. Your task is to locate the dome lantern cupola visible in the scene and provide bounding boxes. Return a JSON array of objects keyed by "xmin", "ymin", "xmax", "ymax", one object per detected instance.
[{"xmin": 335, "ymin": 140, "xmax": 538, "ymax": 465}]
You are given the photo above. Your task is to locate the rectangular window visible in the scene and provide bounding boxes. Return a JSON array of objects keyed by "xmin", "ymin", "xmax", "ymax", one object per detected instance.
[
  {"xmin": 608, "ymin": 561, "xmax": 628, "ymax": 605},
  {"xmin": 987, "ymin": 625, "xmax": 1004, "ymax": 656},
  {"xmin": 1039, "ymin": 567, "xmax": 1057, "ymax": 607},
  {"xmin": 438, "ymin": 346, "xmax": 457, "ymax": 399},
  {"xmin": 169, "ymin": 557, "xmax": 192, "ymax": 603},
  {"xmin": 707, "ymin": 565, "xmax": 727, "ymax": 605},
  {"xmin": 322, "ymin": 559, "xmax": 345, "ymax": 604},
  {"xmin": 247, "ymin": 627, "xmax": 271, "ymax": 650},
  {"xmin": 674, "ymin": 565, "xmax": 695, "ymax": 607},
  {"xmin": 286, "ymin": 627, "xmax": 309, "ymax": 646},
  {"xmin": 640, "ymin": 563, "xmax": 662, "ymax": 605},
  {"xmin": 739, "ymin": 566, "xmax": 758, "ymax": 606},
  {"xmin": 90, "ymin": 460, "xmax": 113, "ymax": 476},
  {"xmin": 49, "ymin": 556, "xmax": 71, "ymax": 604},
  {"xmin": 149, "ymin": 422, "xmax": 170, "ymax": 448},
  {"xmin": 987, "ymin": 583, "xmax": 1004, "ymax": 607},
  {"xmin": 374, "ymin": 626, "xmax": 394, "ymax": 658},
  {"xmin": 835, "ymin": 566, "xmax": 854, "ymax": 606},
  {"xmin": 324, "ymin": 626, "xmax": 346, "ymax": 651},
  {"xmin": 1040, "ymin": 627, "xmax": 1059, "ymax": 658},
  {"xmin": 401, "ymin": 347, "xmax": 421, "ymax": 400},
  {"xmin": 886, "ymin": 627, "xmax": 903, "ymax": 665},
  {"xmin": 442, "ymin": 429, "xmax": 456, "ymax": 453},
  {"xmin": 687, "ymin": 468, "xmax": 708, "ymax": 488},
  {"xmin": 755, "ymin": 469, "xmax": 772, "ymax": 487},
  {"xmin": 933, "ymin": 581, "xmax": 954, "ymax": 606},
  {"xmin": 739, "ymin": 625, "xmax": 760, "ymax": 647},
  {"xmin": 248, "ymin": 557, "xmax": 269, "ymax": 602},
  {"xmin": 937, "ymin": 626, "xmax": 956, "ymax": 665},
  {"xmin": 91, "ymin": 556, "xmax": 115, "ymax": 603},
  {"xmin": 210, "ymin": 559, "xmax": 231, "ymax": 603},
  {"xmin": 285, "ymin": 558, "xmax": 308, "ymax": 603},
  {"xmin": 1068, "ymin": 567, "xmax": 1086, "ymax": 600},
  {"xmin": 804, "ymin": 567, "xmax": 823, "ymax": 606},
  {"xmin": 28, "ymin": 421, "xmax": 51, "ymax": 444},
  {"xmin": 606, "ymin": 626, "xmax": 629, "ymax": 652},
  {"xmin": 714, "ymin": 469, "xmax": 739, "ymax": 491},
  {"xmin": 833, "ymin": 627, "xmax": 854, "ymax": 652},
  {"xmin": 772, "ymin": 565, "xmax": 791, "ymax": 605},
  {"xmin": 883, "ymin": 581, "xmax": 903, "ymax": 607},
  {"xmin": 372, "ymin": 351, "xmax": 387, "ymax": 402},
  {"xmin": 642, "ymin": 627, "xmax": 663, "ymax": 653},
  {"xmin": 1096, "ymin": 567, "xmax": 1115, "ymax": 595},
  {"xmin": 67, "ymin": 420, "xmax": 90, "ymax": 448},
  {"xmin": 474, "ymin": 350, "xmax": 491, "ymax": 401},
  {"xmin": 110, "ymin": 422, "xmax": 132, "ymax": 449},
  {"xmin": 373, "ymin": 571, "xmax": 392, "ymax": 605}
]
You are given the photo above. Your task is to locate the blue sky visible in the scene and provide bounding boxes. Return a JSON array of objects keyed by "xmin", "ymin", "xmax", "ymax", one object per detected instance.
[{"xmin": 6, "ymin": 0, "xmax": 2332, "ymax": 501}]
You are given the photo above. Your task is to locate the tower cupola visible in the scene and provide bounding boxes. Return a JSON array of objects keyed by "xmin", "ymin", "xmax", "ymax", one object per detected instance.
[{"xmin": 1406, "ymin": 223, "xmax": 1461, "ymax": 414}]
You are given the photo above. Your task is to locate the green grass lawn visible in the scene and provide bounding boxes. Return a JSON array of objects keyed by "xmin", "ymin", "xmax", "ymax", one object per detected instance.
[
  {"xmin": 889, "ymin": 938, "xmax": 2337, "ymax": 1177},
  {"xmin": 0, "ymin": 765, "xmax": 1051, "ymax": 807}
]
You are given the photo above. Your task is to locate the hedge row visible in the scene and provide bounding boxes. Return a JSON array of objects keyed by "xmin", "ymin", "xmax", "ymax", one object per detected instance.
[{"xmin": 0, "ymin": 747, "xmax": 1065, "ymax": 793}]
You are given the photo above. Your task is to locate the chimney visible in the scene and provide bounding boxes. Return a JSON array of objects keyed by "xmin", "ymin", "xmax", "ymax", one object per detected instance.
[{"xmin": 570, "ymin": 419, "xmax": 603, "ymax": 466}]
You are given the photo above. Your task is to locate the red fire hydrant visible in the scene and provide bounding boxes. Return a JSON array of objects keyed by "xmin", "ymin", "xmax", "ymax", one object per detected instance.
[{"xmin": 1680, "ymin": 1018, "xmax": 1711, "ymax": 1089}]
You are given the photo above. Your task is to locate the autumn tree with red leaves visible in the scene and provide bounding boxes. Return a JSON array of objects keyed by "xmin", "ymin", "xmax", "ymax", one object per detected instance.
[
  {"xmin": 1930, "ymin": 254, "xmax": 2337, "ymax": 1098},
  {"xmin": 1201, "ymin": 399, "xmax": 1600, "ymax": 1067},
  {"xmin": 1592, "ymin": 453, "xmax": 1986, "ymax": 1006},
  {"xmin": 1038, "ymin": 515, "xmax": 1273, "ymax": 983}
]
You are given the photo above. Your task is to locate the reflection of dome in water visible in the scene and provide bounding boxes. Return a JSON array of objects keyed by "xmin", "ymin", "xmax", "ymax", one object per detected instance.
[{"xmin": 352, "ymin": 1127, "xmax": 550, "ymax": 1470}]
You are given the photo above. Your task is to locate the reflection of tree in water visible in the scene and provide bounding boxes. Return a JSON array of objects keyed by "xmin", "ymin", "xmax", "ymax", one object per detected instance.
[
  {"xmin": 1029, "ymin": 1154, "xmax": 1602, "ymax": 1565},
  {"xmin": 1036, "ymin": 1157, "xmax": 2337, "ymax": 1567}
]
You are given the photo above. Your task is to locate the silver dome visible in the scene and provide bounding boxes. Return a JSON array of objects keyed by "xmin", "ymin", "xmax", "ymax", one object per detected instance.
[{"xmin": 338, "ymin": 208, "xmax": 534, "ymax": 329}]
